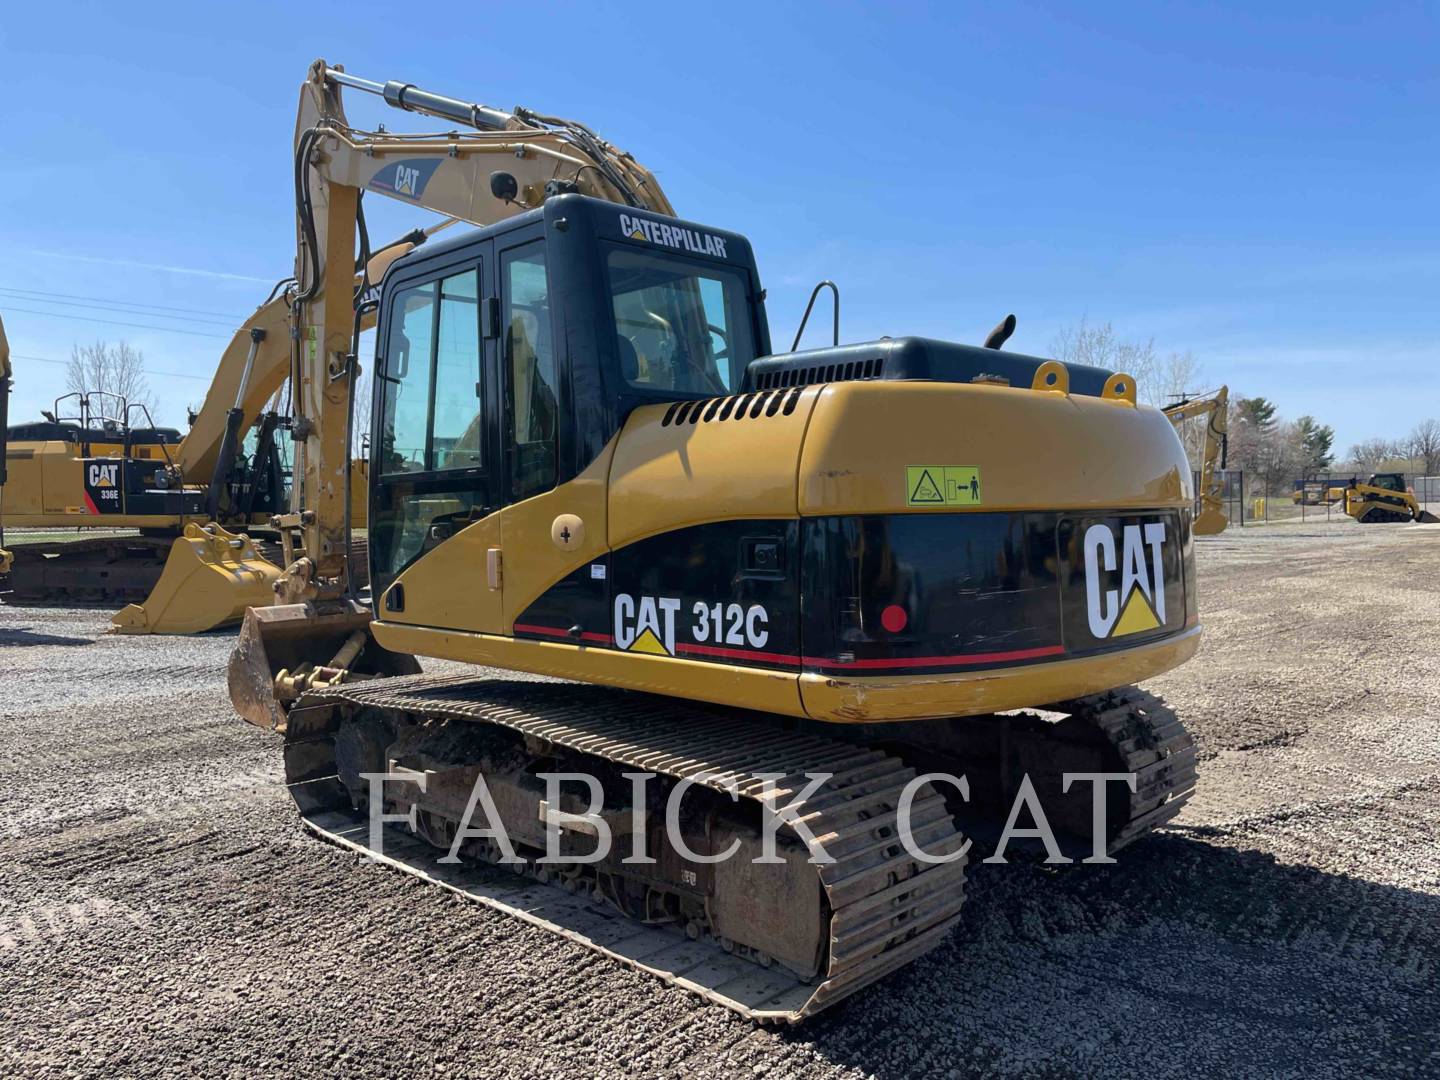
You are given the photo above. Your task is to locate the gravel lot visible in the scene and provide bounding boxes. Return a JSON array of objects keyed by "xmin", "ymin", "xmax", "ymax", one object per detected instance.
[{"xmin": 2, "ymin": 520, "xmax": 1438, "ymax": 1079}]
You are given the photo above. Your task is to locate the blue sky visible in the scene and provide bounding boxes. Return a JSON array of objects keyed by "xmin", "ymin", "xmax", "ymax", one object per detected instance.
[{"xmin": 3, "ymin": 1, "xmax": 1435, "ymax": 453}]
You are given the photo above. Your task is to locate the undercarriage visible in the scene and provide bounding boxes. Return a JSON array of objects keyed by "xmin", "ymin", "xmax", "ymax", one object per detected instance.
[{"xmin": 285, "ymin": 676, "xmax": 1196, "ymax": 1022}]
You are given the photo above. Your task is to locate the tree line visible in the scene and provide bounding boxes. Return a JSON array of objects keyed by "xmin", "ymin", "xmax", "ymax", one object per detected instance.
[{"xmin": 1051, "ymin": 320, "xmax": 1439, "ymax": 496}]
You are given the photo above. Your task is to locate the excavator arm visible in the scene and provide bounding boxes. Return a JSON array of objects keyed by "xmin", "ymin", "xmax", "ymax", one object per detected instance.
[
  {"xmin": 1165, "ymin": 385, "xmax": 1229, "ymax": 535},
  {"xmin": 227, "ymin": 60, "xmax": 675, "ymax": 719},
  {"xmin": 286, "ymin": 59, "xmax": 674, "ymax": 600}
]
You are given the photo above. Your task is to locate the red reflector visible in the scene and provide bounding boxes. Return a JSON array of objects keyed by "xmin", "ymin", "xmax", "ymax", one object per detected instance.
[{"xmin": 880, "ymin": 605, "xmax": 908, "ymax": 633}]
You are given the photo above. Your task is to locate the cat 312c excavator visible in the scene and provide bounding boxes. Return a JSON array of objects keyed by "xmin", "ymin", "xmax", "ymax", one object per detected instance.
[{"xmin": 220, "ymin": 61, "xmax": 1202, "ymax": 1024}]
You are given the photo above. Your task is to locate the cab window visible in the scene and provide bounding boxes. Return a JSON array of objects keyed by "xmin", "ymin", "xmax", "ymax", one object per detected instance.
[
  {"xmin": 503, "ymin": 243, "xmax": 558, "ymax": 501},
  {"xmin": 378, "ymin": 268, "xmax": 481, "ymax": 474},
  {"xmin": 371, "ymin": 265, "xmax": 485, "ymax": 595},
  {"xmin": 606, "ymin": 247, "xmax": 755, "ymax": 395}
]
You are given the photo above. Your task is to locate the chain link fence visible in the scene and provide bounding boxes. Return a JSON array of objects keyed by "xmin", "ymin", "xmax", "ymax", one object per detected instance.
[
  {"xmin": 1193, "ymin": 471, "xmax": 1437, "ymax": 528},
  {"xmin": 1193, "ymin": 468, "xmax": 1246, "ymax": 527},
  {"xmin": 1414, "ymin": 476, "xmax": 1440, "ymax": 513}
]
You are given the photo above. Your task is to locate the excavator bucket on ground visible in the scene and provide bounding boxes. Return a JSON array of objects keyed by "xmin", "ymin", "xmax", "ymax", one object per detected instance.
[
  {"xmin": 228, "ymin": 600, "xmax": 420, "ymax": 731},
  {"xmin": 111, "ymin": 523, "xmax": 281, "ymax": 635},
  {"xmin": 1193, "ymin": 505, "xmax": 1229, "ymax": 535}
]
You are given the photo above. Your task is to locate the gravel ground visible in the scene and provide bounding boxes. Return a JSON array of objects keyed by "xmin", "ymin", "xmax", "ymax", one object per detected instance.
[{"xmin": 2, "ymin": 520, "xmax": 1438, "ymax": 1079}]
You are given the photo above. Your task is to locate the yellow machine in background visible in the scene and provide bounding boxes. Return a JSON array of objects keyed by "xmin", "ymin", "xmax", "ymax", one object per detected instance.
[
  {"xmin": 1, "ymin": 302, "xmax": 373, "ymax": 624},
  {"xmin": 1164, "ymin": 385, "xmax": 1229, "ymax": 535},
  {"xmin": 1291, "ymin": 480, "xmax": 1345, "ymax": 506},
  {"xmin": 1344, "ymin": 473, "xmax": 1437, "ymax": 523},
  {"xmin": 2, "ymin": 308, "xmax": 293, "ymax": 606},
  {"xmin": 208, "ymin": 63, "xmax": 1204, "ymax": 1023}
]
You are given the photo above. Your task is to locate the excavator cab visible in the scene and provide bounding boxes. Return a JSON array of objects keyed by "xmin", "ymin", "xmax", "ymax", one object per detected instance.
[{"xmin": 365, "ymin": 195, "xmax": 767, "ymax": 607}]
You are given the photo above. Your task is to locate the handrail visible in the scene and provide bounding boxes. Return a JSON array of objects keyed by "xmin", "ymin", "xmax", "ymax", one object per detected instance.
[{"xmin": 790, "ymin": 280, "xmax": 840, "ymax": 353}]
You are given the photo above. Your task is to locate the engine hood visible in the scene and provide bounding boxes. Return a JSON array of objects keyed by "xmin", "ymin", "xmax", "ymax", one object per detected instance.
[{"xmin": 743, "ymin": 336, "xmax": 1116, "ymax": 398}]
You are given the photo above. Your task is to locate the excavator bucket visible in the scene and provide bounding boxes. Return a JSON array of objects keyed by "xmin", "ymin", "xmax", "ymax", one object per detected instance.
[
  {"xmin": 1193, "ymin": 506, "xmax": 1229, "ymax": 536},
  {"xmin": 228, "ymin": 600, "xmax": 421, "ymax": 731},
  {"xmin": 111, "ymin": 523, "xmax": 281, "ymax": 635}
]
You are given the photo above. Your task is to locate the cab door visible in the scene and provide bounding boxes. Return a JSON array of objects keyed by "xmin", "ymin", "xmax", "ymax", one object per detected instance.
[
  {"xmin": 496, "ymin": 232, "xmax": 613, "ymax": 640},
  {"xmin": 369, "ymin": 249, "xmax": 506, "ymax": 633}
]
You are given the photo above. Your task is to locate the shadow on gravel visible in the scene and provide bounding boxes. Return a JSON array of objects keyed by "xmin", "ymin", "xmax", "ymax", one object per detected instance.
[
  {"xmin": 0, "ymin": 627, "xmax": 94, "ymax": 647},
  {"xmin": 788, "ymin": 833, "xmax": 1440, "ymax": 1078}
]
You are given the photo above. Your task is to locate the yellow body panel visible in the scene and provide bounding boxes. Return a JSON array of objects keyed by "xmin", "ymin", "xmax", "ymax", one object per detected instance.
[
  {"xmin": 799, "ymin": 381, "xmax": 1191, "ymax": 515},
  {"xmin": 607, "ymin": 389, "xmax": 819, "ymax": 548},
  {"xmin": 502, "ymin": 444, "xmax": 615, "ymax": 629}
]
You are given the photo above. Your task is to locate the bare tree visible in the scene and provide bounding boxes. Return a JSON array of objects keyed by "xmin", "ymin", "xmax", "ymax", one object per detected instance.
[
  {"xmin": 1407, "ymin": 418, "xmax": 1440, "ymax": 476},
  {"xmin": 66, "ymin": 340, "xmax": 157, "ymax": 418},
  {"xmin": 1154, "ymin": 350, "xmax": 1204, "ymax": 409},
  {"xmin": 1049, "ymin": 319, "xmax": 1202, "ymax": 409},
  {"xmin": 1347, "ymin": 438, "xmax": 1398, "ymax": 475}
]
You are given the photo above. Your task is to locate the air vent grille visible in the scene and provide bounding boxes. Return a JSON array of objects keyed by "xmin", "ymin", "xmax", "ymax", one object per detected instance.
[
  {"xmin": 660, "ymin": 387, "xmax": 805, "ymax": 427},
  {"xmin": 752, "ymin": 356, "xmax": 885, "ymax": 390}
]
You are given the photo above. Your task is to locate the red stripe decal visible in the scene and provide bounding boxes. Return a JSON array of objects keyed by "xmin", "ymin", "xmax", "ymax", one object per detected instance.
[
  {"xmin": 801, "ymin": 644, "xmax": 1066, "ymax": 670},
  {"xmin": 83, "ymin": 492, "xmax": 100, "ymax": 515},
  {"xmin": 674, "ymin": 642, "xmax": 802, "ymax": 666},
  {"xmin": 513, "ymin": 623, "xmax": 612, "ymax": 645},
  {"xmin": 514, "ymin": 623, "xmax": 1062, "ymax": 671}
]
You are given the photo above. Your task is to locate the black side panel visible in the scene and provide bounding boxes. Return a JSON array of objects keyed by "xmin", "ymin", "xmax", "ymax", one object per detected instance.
[
  {"xmin": 802, "ymin": 511, "xmax": 1190, "ymax": 675},
  {"xmin": 516, "ymin": 519, "xmax": 800, "ymax": 670},
  {"xmin": 801, "ymin": 513, "xmax": 1063, "ymax": 675},
  {"xmin": 513, "ymin": 558, "xmax": 611, "ymax": 645},
  {"xmin": 513, "ymin": 511, "xmax": 1192, "ymax": 677}
]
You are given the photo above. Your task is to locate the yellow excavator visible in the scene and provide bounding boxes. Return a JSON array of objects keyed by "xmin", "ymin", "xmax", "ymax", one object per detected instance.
[
  {"xmin": 0, "ymin": 301, "xmax": 375, "ymax": 626},
  {"xmin": 1163, "ymin": 386, "xmax": 1229, "ymax": 535},
  {"xmin": 1, "ymin": 305, "xmax": 304, "ymax": 612},
  {"xmin": 218, "ymin": 61, "xmax": 1202, "ymax": 1023}
]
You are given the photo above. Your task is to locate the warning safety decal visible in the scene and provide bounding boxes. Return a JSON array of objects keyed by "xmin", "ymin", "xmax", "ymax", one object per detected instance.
[{"xmin": 905, "ymin": 465, "xmax": 982, "ymax": 507}]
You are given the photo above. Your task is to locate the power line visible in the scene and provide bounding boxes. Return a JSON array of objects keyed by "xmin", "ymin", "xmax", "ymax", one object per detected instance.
[
  {"xmin": 1, "ymin": 306, "xmax": 233, "ymax": 340},
  {"xmin": 0, "ymin": 285, "xmax": 245, "ymax": 321},
  {"xmin": 0, "ymin": 292, "xmax": 239, "ymax": 329},
  {"xmin": 11, "ymin": 353, "xmax": 213, "ymax": 381}
]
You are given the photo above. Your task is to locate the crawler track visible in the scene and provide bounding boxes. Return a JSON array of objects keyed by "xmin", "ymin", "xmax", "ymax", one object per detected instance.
[
  {"xmin": 289, "ymin": 675, "xmax": 970, "ymax": 1022},
  {"xmin": 2, "ymin": 535, "xmax": 367, "ymax": 605},
  {"xmin": 282, "ymin": 677, "xmax": 1195, "ymax": 1022}
]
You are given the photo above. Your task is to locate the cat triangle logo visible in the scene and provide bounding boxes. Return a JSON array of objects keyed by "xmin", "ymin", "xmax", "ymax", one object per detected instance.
[
  {"xmin": 908, "ymin": 469, "xmax": 945, "ymax": 504},
  {"xmin": 629, "ymin": 627, "xmax": 671, "ymax": 655},
  {"xmin": 1112, "ymin": 587, "xmax": 1161, "ymax": 636}
]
